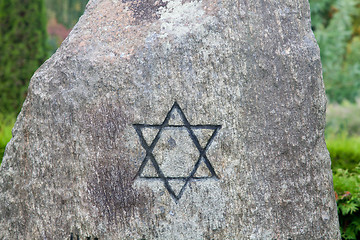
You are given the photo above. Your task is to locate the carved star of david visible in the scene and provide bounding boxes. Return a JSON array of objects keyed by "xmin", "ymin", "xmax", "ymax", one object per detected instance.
[{"xmin": 133, "ymin": 102, "xmax": 221, "ymax": 201}]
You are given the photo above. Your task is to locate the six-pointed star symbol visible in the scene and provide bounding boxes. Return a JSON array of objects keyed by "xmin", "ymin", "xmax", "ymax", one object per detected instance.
[{"xmin": 133, "ymin": 102, "xmax": 221, "ymax": 201}]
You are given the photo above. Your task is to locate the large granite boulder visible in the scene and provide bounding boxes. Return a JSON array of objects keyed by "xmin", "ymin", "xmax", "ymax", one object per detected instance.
[{"xmin": 0, "ymin": 0, "xmax": 340, "ymax": 239}]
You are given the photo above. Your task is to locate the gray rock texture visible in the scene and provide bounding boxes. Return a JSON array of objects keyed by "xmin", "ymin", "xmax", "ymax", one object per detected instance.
[{"xmin": 0, "ymin": 0, "xmax": 340, "ymax": 239}]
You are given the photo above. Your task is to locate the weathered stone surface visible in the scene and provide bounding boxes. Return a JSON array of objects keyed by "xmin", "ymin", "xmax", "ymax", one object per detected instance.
[{"xmin": 0, "ymin": 0, "xmax": 340, "ymax": 239}]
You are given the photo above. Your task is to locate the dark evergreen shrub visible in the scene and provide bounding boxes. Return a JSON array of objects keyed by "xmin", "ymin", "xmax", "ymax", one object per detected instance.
[{"xmin": 0, "ymin": 0, "xmax": 48, "ymax": 115}]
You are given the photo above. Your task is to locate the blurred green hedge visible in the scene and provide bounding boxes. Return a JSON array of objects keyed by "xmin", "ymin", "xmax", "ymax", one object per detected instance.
[
  {"xmin": 0, "ymin": 0, "xmax": 48, "ymax": 115},
  {"xmin": 310, "ymin": 0, "xmax": 360, "ymax": 103}
]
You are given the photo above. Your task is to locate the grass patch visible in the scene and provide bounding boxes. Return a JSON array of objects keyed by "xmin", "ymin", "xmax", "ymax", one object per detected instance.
[
  {"xmin": 0, "ymin": 113, "xmax": 15, "ymax": 164},
  {"xmin": 327, "ymin": 135, "xmax": 360, "ymax": 171}
]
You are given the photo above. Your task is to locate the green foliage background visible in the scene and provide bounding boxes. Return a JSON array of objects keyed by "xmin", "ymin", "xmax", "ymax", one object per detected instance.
[
  {"xmin": 0, "ymin": 0, "xmax": 48, "ymax": 115},
  {"xmin": 310, "ymin": 0, "xmax": 360, "ymax": 103},
  {"xmin": 333, "ymin": 165, "xmax": 360, "ymax": 239}
]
